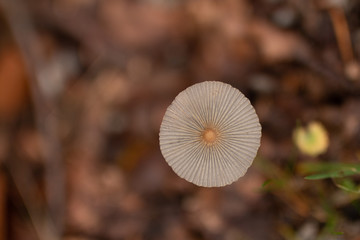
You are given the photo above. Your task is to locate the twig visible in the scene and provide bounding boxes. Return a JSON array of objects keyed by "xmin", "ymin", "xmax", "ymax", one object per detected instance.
[
  {"xmin": 0, "ymin": 0, "xmax": 65, "ymax": 239},
  {"xmin": 0, "ymin": 169, "xmax": 6, "ymax": 240},
  {"xmin": 7, "ymin": 163, "xmax": 57, "ymax": 240},
  {"xmin": 328, "ymin": 7, "xmax": 354, "ymax": 65}
]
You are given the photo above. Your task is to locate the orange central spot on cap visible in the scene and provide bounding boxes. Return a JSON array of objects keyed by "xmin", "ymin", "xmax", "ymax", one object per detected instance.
[{"xmin": 202, "ymin": 128, "xmax": 217, "ymax": 144}]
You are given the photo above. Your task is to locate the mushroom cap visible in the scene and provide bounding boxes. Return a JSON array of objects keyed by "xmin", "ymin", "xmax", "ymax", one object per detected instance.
[{"xmin": 159, "ymin": 81, "xmax": 261, "ymax": 187}]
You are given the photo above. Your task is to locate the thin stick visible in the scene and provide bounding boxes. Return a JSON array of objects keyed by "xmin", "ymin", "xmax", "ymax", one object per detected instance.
[
  {"xmin": 328, "ymin": 7, "xmax": 354, "ymax": 64},
  {"xmin": 0, "ymin": 170, "xmax": 6, "ymax": 240},
  {"xmin": 7, "ymin": 164, "xmax": 58, "ymax": 240},
  {"xmin": 0, "ymin": 0, "xmax": 65, "ymax": 239}
]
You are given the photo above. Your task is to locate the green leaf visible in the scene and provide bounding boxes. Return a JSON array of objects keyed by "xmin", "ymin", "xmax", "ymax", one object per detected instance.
[
  {"xmin": 300, "ymin": 162, "xmax": 360, "ymax": 180},
  {"xmin": 300, "ymin": 162, "xmax": 360, "ymax": 174},
  {"xmin": 262, "ymin": 179, "xmax": 272, "ymax": 188},
  {"xmin": 305, "ymin": 167, "xmax": 360, "ymax": 180},
  {"xmin": 333, "ymin": 178, "xmax": 360, "ymax": 194},
  {"xmin": 305, "ymin": 172, "xmax": 337, "ymax": 180}
]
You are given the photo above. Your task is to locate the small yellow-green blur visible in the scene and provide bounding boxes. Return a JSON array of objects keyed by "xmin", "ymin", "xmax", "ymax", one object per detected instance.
[{"xmin": 293, "ymin": 121, "xmax": 329, "ymax": 157}]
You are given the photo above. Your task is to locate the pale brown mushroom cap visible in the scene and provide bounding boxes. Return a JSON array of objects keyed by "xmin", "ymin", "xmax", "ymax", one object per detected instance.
[{"xmin": 159, "ymin": 81, "xmax": 261, "ymax": 187}]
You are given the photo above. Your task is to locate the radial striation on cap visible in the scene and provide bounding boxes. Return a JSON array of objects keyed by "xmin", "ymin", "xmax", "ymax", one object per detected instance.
[{"xmin": 159, "ymin": 81, "xmax": 261, "ymax": 187}]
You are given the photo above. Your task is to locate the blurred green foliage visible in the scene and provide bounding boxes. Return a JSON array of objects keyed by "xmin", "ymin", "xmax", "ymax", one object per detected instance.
[{"xmin": 300, "ymin": 162, "xmax": 360, "ymax": 193}]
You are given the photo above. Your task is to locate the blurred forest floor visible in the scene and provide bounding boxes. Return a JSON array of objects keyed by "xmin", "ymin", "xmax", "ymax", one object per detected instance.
[{"xmin": 0, "ymin": 0, "xmax": 360, "ymax": 239}]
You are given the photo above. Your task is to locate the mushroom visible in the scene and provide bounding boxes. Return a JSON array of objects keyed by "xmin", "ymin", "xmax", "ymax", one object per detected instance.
[{"xmin": 159, "ymin": 81, "xmax": 261, "ymax": 187}]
